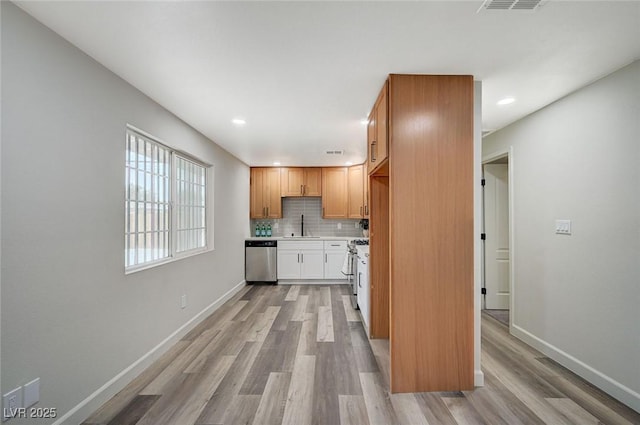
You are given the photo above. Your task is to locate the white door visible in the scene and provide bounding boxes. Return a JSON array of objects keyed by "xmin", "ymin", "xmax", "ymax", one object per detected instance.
[
  {"xmin": 277, "ymin": 250, "xmax": 301, "ymax": 279},
  {"xmin": 324, "ymin": 251, "xmax": 347, "ymax": 279},
  {"xmin": 300, "ymin": 250, "xmax": 324, "ymax": 279},
  {"xmin": 484, "ymin": 164, "xmax": 510, "ymax": 310}
]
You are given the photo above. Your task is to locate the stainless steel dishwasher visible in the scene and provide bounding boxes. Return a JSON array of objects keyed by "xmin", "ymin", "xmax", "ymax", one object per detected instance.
[{"xmin": 245, "ymin": 240, "xmax": 277, "ymax": 283}]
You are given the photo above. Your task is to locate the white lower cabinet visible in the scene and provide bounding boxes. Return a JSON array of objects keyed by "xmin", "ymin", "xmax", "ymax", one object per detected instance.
[
  {"xmin": 300, "ymin": 250, "xmax": 324, "ymax": 279},
  {"xmin": 324, "ymin": 240, "xmax": 348, "ymax": 280},
  {"xmin": 277, "ymin": 240, "xmax": 324, "ymax": 279},
  {"xmin": 277, "ymin": 250, "xmax": 302, "ymax": 279}
]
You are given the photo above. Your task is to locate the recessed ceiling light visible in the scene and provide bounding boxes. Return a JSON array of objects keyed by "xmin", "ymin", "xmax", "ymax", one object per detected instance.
[
  {"xmin": 273, "ymin": 161, "xmax": 281, "ymax": 166},
  {"xmin": 497, "ymin": 97, "xmax": 515, "ymax": 106},
  {"xmin": 345, "ymin": 161, "xmax": 353, "ymax": 166},
  {"xmin": 231, "ymin": 118, "xmax": 246, "ymax": 125}
]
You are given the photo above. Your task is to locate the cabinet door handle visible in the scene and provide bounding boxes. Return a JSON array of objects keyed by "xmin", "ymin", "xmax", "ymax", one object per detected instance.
[
  {"xmin": 262, "ymin": 207, "xmax": 265, "ymax": 217},
  {"xmin": 358, "ymin": 272, "xmax": 362, "ymax": 288},
  {"xmin": 365, "ymin": 205, "xmax": 368, "ymax": 215},
  {"xmin": 322, "ymin": 207, "xmax": 325, "ymax": 217},
  {"xmin": 371, "ymin": 141, "xmax": 377, "ymax": 162},
  {"xmin": 300, "ymin": 184, "xmax": 303, "ymax": 195},
  {"xmin": 325, "ymin": 253, "xmax": 327, "ymax": 263},
  {"xmin": 301, "ymin": 253, "xmax": 304, "ymax": 263},
  {"xmin": 303, "ymin": 184, "xmax": 306, "ymax": 195},
  {"xmin": 297, "ymin": 253, "xmax": 300, "ymax": 263},
  {"xmin": 360, "ymin": 206, "xmax": 363, "ymax": 216}
]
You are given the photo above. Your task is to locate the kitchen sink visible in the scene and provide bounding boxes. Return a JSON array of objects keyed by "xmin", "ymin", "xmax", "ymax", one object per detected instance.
[{"xmin": 283, "ymin": 236, "xmax": 321, "ymax": 239}]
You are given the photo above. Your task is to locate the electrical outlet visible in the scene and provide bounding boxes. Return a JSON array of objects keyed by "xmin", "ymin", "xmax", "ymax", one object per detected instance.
[
  {"xmin": 3, "ymin": 387, "xmax": 23, "ymax": 421},
  {"xmin": 555, "ymin": 219, "xmax": 572, "ymax": 235},
  {"xmin": 181, "ymin": 294, "xmax": 187, "ymax": 309},
  {"xmin": 337, "ymin": 223, "xmax": 342, "ymax": 230},
  {"xmin": 355, "ymin": 222, "xmax": 360, "ymax": 229}
]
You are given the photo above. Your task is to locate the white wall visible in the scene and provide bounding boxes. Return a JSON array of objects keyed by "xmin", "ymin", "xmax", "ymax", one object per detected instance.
[
  {"xmin": 483, "ymin": 61, "xmax": 640, "ymax": 411},
  {"xmin": 1, "ymin": 3, "xmax": 249, "ymax": 424}
]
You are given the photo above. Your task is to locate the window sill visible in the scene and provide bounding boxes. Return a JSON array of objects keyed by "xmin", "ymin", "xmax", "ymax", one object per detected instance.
[{"xmin": 125, "ymin": 246, "xmax": 212, "ymax": 275}]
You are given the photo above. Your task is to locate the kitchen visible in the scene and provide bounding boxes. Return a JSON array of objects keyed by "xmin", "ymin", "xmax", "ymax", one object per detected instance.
[{"xmin": 2, "ymin": 1, "xmax": 640, "ymax": 425}]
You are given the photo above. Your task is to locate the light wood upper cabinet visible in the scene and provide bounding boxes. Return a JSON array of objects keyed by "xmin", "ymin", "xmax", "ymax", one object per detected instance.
[
  {"xmin": 280, "ymin": 167, "xmax": 322, "ymax": 197},
  {"xmin": 250, "ymin": 167, "xmax": 282, "ymax": 219},
  {"xmin": 303, "ymin": 168, "xmax": 322, "ymax": 196},
  {"xmin": 348, "ymin": 165, "xmax": 364, "ymax": 219},
  {"xmin": 367, "ymin": 81, "xmax": 389, "ymax": 174},
  {"xmin": 363, "ymin": 166, "xmax": 370, "ymax": 218},
  {"xmin": 321, "ymin": 167, "xmax": 348, "ymax": 218}
]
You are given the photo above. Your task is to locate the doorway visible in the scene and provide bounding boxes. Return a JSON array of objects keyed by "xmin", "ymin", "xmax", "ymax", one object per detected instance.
[{"xmin": 482, "ymin": 153, "xmax": 511, "ymax": 327}]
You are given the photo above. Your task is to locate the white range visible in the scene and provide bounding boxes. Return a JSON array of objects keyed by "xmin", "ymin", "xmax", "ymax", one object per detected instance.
[{"xmin": 356, "ymin": 245, "xmax": 370, "ymax": 331}]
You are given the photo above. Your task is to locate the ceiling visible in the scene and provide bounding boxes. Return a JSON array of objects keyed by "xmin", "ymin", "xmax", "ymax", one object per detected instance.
[{"xmin": 16, "ymin": 1, "xmax": 640, "ymax": 167}]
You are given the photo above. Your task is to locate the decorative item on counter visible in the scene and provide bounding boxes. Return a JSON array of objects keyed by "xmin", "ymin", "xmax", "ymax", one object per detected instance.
[
  {"xmin": 255, "ymin": 223, "xmax": 260, "ymax": 237},
  {"xmin": 267, "ymin": 224, "xmax": 272, "ymax": 237},
  {"xmin": 359, "ymin": 219, "xmax": 369, "ymax": 238},
  {"xmin": 260, "ymin": 223, "xmax": 266, "ymax": 237}
]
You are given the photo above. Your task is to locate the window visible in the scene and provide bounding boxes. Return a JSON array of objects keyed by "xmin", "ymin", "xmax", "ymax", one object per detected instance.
[
  {"xmin": 125, "ymin": 127, "xmax": 208, "ymax": 271},
  {"xmin": 175, "ymin": 156, "xmax": 207, "ymax": 253}
]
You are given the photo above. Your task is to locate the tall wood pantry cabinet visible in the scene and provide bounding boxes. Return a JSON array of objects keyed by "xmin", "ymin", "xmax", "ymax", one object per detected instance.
[{"xmin": 368, "ymin": 74, "xmax": 474, "ymax": 394}]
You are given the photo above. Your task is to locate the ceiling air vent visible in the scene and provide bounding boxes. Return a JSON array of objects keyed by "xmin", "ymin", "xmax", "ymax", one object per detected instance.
[
  {"xmin": 325, "ymin": 150, "xmax": 344, "ymax": 155},
  {"xmin": 478, "ymin": 0, "xmax": 544, "ymax": 12}
]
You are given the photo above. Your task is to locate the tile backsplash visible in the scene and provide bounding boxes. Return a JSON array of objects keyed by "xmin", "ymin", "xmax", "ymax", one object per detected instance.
[{"xmin": 251, "ymin": 197, "xmax": 365, "ymax": 238}]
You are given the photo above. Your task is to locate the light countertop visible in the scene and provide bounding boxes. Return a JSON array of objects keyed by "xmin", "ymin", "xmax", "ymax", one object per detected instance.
[{"xmin": 246, "ymin": 236, "xmax": 361, "ymax": 241}]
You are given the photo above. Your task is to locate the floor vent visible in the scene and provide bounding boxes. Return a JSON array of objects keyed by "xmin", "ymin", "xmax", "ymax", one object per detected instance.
[{"xmin": 478, "ymin": 0, "xmax": 544, "ymax": 12}]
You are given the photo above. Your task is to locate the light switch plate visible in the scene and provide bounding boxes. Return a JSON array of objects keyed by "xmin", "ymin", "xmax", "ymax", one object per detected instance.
[
  {"xmin": 555, "ymin": 219, "xmax": 571, "ymax": 235},
  {"xmin": 3, "ymin": 387, "xmax": 23, "ymax": 421},
  {"xmin": 337, "ymin": 223, "xmax": 342, "ymax": 230},
  {"xmin": 23, "ymin": 378, "xmax": 40, "ymax": 408}
]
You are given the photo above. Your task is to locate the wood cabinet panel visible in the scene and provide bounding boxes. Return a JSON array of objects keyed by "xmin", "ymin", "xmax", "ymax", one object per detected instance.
[
  {"xmin": 388, "ymin": 74, "xmax": 474, "ymax": 393},
  {"xmin": 321, "ymin": 167, "xmax": 348, "ymax": 219},
  {"xmin": 250, "ymin": 167, "xmax": 282, "ymax": 219},
  {"xmin": 375, "ymin": 86, "xmax": 388, "ymax": 164},
  {"xmin": 363, "ymin": 169, "xmax": 370, "ymax": 218},
  {"xmin": 370, "ymin": 176, "xmax": 389, "ymax": 340},
  {"xmin": 280, "ymin": 167, "xmax": 322, "ymax": 197},
  {"xmin": 348, "ymin": 165, "xmax": 364, "ymax": 219},
  {"xmin": 264, "ymin": 168, "xmax": 282, "ymax": 218},
  {"xmin": 303, "ymin": 168, "xmax": 322, "ymax": 196},
  {"xmin": 367, "ymin": 81, "xmax": 388, "ymax": 174},
  {"xmin": 250, "ymin": 168, "xmax": 265, "ymax": 219},
  {"xmin": 280, "ymin": 168, "xmax": 305, "ymax": 196}
]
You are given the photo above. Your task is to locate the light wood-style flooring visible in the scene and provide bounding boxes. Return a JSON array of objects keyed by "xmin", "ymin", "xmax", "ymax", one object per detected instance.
[{"xmin": 82, "ymin": 284, "xmax": 640, "ymax": 425}]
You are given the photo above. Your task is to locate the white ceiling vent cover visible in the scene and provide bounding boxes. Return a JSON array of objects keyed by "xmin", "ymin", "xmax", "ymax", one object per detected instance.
[
  {"xmin": 478, "ymin": 0, "xmax": 544, "ymax": 12},
  {"xmin": 325, "ymin": 150, "xmax": 344, "ymax": 155}
]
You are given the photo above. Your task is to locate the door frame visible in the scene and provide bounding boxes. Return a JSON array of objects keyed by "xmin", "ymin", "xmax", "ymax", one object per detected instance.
[{"xmin": 482, "ymin": 147, "xmax": 515, "ymax": 330}]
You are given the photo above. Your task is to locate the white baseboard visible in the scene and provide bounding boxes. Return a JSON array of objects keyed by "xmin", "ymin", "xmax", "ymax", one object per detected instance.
[
  {"xmin": 474, "ymin": 370, "xmax": 485, "ymax": 387},
  {"xmin": 511, "ymin": 324, "xmax": 640, "ymax": 413},
  {"xmin": 53, "ymin": 280, "xmax": 247, "ymax": 425}
]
